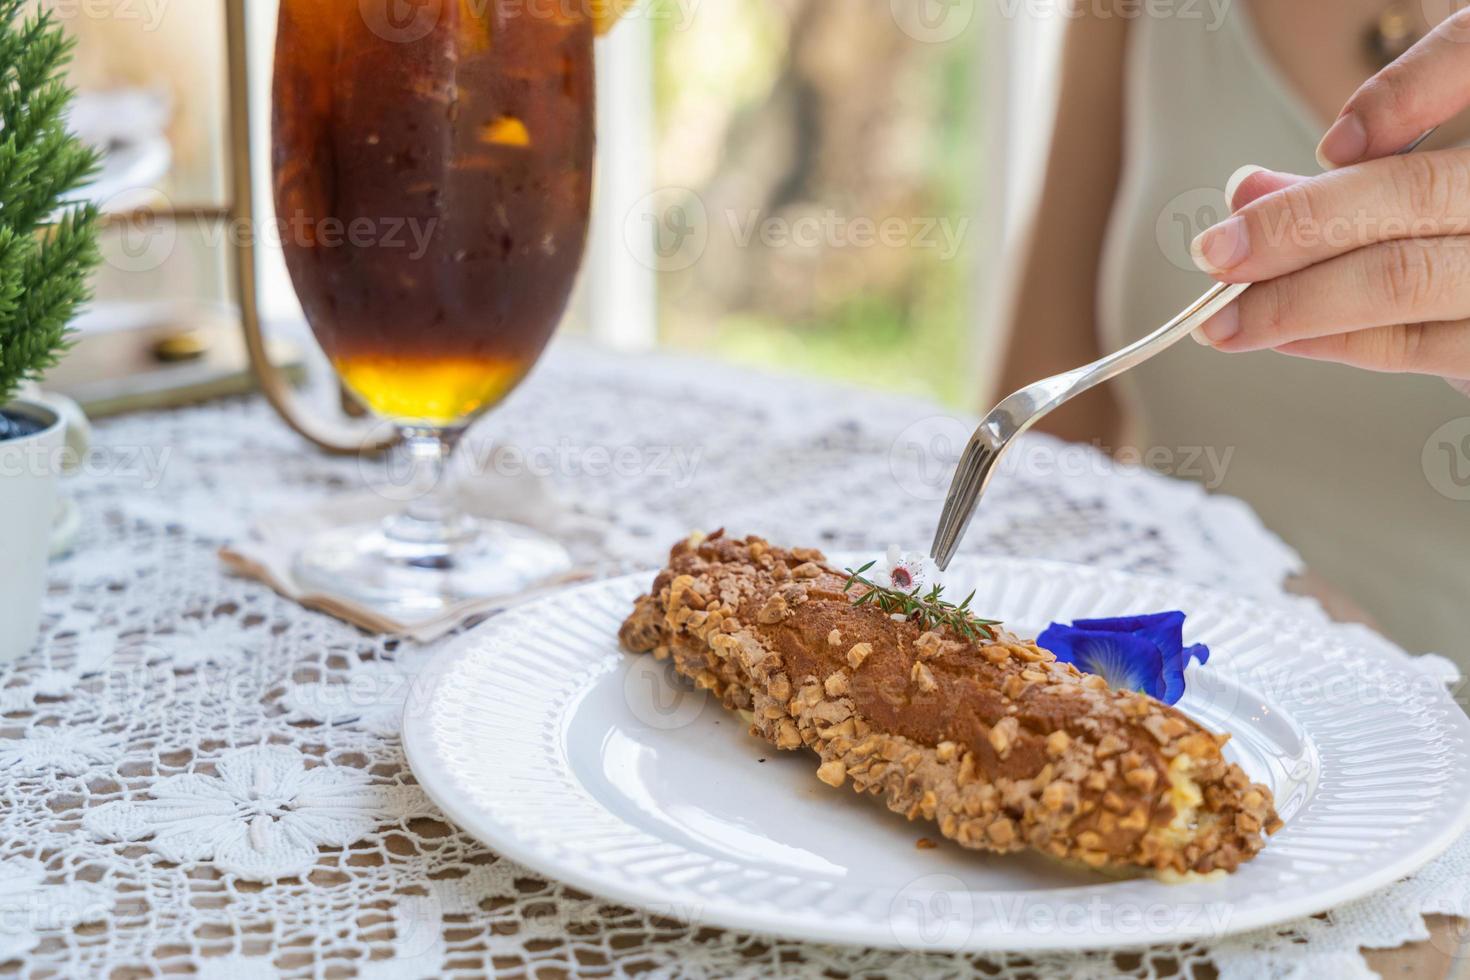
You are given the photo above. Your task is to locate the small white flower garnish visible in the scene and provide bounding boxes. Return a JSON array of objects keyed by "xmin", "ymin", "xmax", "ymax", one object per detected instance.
[{"xmin": 881, "ymin": 545, "xmax": 941, "ymax": 594}]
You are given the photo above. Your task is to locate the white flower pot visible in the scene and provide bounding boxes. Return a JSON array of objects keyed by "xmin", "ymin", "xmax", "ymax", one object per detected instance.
[{"xmin": 0, "ymin": 399, "xmax": 64, "ymax": 666}]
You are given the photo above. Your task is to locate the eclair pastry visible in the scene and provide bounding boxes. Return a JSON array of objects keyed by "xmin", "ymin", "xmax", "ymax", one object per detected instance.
[{"xmin": 619, "ymin": 532, "xmax": 1281, "ymax": 877}]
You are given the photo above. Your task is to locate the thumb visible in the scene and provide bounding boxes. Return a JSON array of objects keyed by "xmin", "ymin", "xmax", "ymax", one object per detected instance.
[{"xmin": 1224, "ymin": 165, "xmax": 1307, "ymax": 211}]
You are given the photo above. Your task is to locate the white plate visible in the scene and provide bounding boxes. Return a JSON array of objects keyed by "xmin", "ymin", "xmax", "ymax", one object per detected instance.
[{"xmin": 402, "ymin": 557, "xmax": 1470, "ymax": 952}]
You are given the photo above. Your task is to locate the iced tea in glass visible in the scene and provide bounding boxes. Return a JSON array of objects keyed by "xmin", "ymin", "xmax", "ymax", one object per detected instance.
[{"xmin": 272, "ymin": 0, "xmax": 595, "ymax": 614}]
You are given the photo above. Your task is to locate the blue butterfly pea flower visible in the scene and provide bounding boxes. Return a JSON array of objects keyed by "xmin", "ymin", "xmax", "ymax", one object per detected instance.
[{"xmin": 1037, "ymin": 611, "xmax": 1209, "ymax": 706}]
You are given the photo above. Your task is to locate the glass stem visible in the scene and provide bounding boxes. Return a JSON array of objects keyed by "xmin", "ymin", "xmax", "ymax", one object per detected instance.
[{"xmin": 385, "ymin": 426, "xmax": 472, "ymax": 547}]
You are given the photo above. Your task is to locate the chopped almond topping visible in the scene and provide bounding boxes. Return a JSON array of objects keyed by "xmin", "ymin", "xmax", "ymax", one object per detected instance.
[
  {"xmin": 1042, "ymin": 781, "xmax": 1077, "ymax": 813},
  {"xmin": 988, "ymin": 717, "xmax": 1020, "ymax": 759},
  {"xmin": 911, "ymin": 661, "xmax": 938, "ymax": 693},
  {"xmin": 816, "ymin": 760, "xmax": 847, "ymax": 787},
  {"xmin": 1119, "ymin": 808, "xmax": 1149, "ymax": 831},
  {"xmin": 775, "ymin": 720, "xmax": 801, "ymax": 750},
  {"xmin": 1046, "ymin": 731, "xmax": 1071, "ymax": 757},
  {"xmin": 824, "ymin": 672, "xmax": 850, "ymax": 697},
  {"xmin": 757, "ymin": 594, "xmax": 789, "ymax": 624},
  {"xmin": 986, "ymin": 818, "xmax": 1017, "ymax": 845},
  {"xmin": 1124, "ymin": 767, "xmax": 1158, "ymax": 793}
]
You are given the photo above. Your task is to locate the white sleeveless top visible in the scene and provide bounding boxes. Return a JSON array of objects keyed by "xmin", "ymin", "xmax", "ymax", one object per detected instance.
[{"xmin": 1098, "ymin": 5, "xmax": 1469, "ymax": 659}]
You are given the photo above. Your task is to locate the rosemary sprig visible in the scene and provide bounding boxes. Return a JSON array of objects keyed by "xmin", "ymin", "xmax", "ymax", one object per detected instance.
[{"xmin": 842, "ymin": 562, "xmax": 1002, "ymax": 640}]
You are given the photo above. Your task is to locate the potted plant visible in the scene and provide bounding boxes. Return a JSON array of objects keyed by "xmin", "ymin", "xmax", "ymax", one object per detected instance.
[{"xmin": 0, "ymin": 0, "xmax": 100, "ymax": 665}]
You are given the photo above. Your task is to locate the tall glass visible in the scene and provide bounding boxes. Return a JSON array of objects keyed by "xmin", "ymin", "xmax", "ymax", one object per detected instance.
[{"xmin": 272, "ymin": 0, "xmax": 594, "ymax": 616}]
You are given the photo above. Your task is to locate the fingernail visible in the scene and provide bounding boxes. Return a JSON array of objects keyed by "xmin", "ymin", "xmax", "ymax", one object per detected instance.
[
  {"xmin": 1190, "ymin": 216, "xmax": 1249, "ymax": 274},
  {"xmin": 1195, "ymin": 304, "xmax": 1241, "ymax": 346},
  {"xmin": 1224, "ymin": 164, "xmax": 1268, "ymax": 209},
  {"xmin": 1316, "ymin": 112, "xmax": 1367, "ymax": 170}
]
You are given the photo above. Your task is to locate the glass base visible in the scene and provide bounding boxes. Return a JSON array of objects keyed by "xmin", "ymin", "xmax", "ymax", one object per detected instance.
[{"xmin": 293, "ymin": 515, "xmax": 573, "ymax": 622}]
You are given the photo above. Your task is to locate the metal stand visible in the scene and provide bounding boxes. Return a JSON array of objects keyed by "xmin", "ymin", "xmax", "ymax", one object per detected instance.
[
  {"xmin": 96, "ymin": 0, "xmax": 395, "ymax": 456},
  {"xmin": 222, "ymin": 0, "xmax": 394, "ymax": 455}
]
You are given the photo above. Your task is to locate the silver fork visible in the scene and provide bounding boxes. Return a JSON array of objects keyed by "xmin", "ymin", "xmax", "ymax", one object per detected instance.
[{"xmin": 929, "ymin": 130, "xmax": 1438, "ymax": 570}]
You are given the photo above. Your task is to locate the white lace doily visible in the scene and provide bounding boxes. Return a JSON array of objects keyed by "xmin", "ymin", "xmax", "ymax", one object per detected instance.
[{"xmin": 3, "ymin": 342, "xmax": 1464, "ymax": 978}]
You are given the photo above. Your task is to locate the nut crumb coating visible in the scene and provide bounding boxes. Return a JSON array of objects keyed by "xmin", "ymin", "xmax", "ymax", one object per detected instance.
[{"xmin": 619, "ymin": 532, "xmax": 1282, "ymax": 877}]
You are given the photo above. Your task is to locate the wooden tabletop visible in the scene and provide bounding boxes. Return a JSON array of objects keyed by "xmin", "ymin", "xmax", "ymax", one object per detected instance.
[
  {"xmin": 1287, "ymin": 572, "xmax": 1468, "ymax": 977},
  {"xmin": 1366, "ymin": 917, "xmax": 1469, "ymax": 978}
]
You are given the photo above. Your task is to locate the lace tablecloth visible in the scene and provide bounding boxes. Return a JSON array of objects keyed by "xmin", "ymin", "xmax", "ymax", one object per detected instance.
[{"xmin": 4, "ymin": 343, "xmax": 1466, "ymax": 978}]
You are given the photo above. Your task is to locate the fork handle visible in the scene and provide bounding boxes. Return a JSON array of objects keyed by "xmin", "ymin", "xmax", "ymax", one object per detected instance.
[
  {"xmin": 1063, "ymin": 281, "xmax": 1251, "ymax": 401},
  {"xmin": 927, "ymin": 281, "xmax": 1246, "ymax": 570}
]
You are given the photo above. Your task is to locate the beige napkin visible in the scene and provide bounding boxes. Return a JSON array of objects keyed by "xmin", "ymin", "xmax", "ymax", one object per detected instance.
[{"xmin": 220, "ymin": 471, "xmax": 609, "ymax": 642}]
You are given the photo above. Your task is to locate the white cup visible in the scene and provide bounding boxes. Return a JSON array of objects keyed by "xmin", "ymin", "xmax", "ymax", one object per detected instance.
[
  {"xmin": 0, "ymin": 399, "xmax": 65, "ymax": 665},
  {"xmin": 24, "ymin": 389, "xmax": 91, "ymax": 557}
]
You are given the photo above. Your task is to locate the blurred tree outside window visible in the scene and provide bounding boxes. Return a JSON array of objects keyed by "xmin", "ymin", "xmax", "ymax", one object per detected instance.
[
  {"xmin": 652, "ymin": 0, "xmax": 982, "ymax": 406},
  {"xmin": 49, "ymin": 0, "xmax": 986, "ymax": 410}
]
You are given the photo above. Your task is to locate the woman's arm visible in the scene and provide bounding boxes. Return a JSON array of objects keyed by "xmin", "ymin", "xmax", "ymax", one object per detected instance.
[{"xmin": 996, "ymin": 7, "xmax": 1131, "ymax": 445}]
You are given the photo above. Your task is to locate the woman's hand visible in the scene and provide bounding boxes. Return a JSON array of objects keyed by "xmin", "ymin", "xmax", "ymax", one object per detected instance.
[{"xmin": 1190, "ymin": 10, "xmax": 1470, "ymax": 395}]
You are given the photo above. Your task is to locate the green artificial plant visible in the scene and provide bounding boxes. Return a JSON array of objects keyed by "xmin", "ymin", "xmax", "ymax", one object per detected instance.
[{"xmin": 0, "ymin": 0, "xmax": 99, "ymax": 413}]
